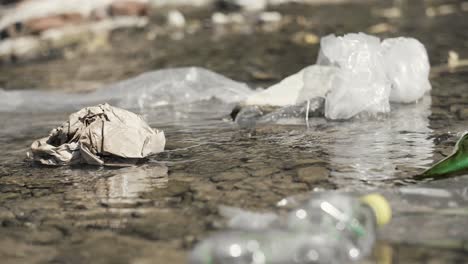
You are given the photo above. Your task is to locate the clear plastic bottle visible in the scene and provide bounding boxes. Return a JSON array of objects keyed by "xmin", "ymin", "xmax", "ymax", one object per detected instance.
[
  {"xmin": 189, "ymin": 193, "xmax": 391, "ymax": 264},
  {"xmin": 286, "ymin": 193, "xmax": 391, "ymax": 261},
  {"xmin": 190, "ymin": 229, "xmax": 344, "ymax": 264}
]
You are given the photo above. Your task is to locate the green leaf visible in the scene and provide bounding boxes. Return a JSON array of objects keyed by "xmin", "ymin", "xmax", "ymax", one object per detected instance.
[{"xmin": 422, "ymin": 132, "xmax": 468, "ymax": 177}]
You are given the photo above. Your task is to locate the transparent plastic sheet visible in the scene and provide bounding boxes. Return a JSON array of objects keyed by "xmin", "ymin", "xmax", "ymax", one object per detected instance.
[{"xmin": 0, "ymin": 67, "xmax": 253, "ymax": 115}]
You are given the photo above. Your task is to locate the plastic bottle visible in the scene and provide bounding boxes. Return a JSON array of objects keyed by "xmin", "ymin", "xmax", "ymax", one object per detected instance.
[
  {"xmin": 189, "ymin": 193, "xmax": 391, "ymax": 264},
  {"xmin": 286, "ymin": 193, "xmax": 391, "ymax": 261},
  {"xmin": 190, "ymin": 229, "xmax": 343, "ymax": 264}
]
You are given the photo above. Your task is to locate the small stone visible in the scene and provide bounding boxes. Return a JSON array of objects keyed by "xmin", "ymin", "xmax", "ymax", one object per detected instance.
[
  {"xmin": 456, "ymin": 107, "xmax": 468, "ymax": 120},
  {"xmin": 211, "ymin": 169, "xmax": 248, "ymax": 182},
  {"xmin": 291, "ymin": 32, "xmax": 319, "ymax": 46},
  {"xmin": 167, "ymin": 10, "xmax": 186, "ymax": 28},
  {"xmin": 141, "ymin": 180, "xmax": 190, "ymax": 199},
  {"xmin": 295, "ymin": 166, "xmax": 329, "ymax": 185},
  {"xmin": 258, "ymin": 12, "xmax": 282, "ymax": 23},
  {"xmin": 449, "ymin": 104, "xmax": 463, "ymax": 113},
  {"xmin": 294, "ymin": 159, "xmax": 326, "ymax": 167},
  {"xmin": 211, "ymin": 12, "xmax": 228, "ymax": 25},
  {"xmin": 250, "ymin": 70, "xmax": 276, "ymax": 81},
  {"xmin": 250, "ymin": 167, "xmax": 279, "ymax": 177}
]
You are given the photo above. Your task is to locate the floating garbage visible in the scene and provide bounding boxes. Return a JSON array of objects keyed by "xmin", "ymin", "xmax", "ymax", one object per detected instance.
[
  {"xmin": 381, "ymin": 37, "xmax": 431, "ymax": 103},
  {"xmin": 317, "ymin": 33, "xmax": 390, "ymax": 120},
  {"xmin": 0, "ymin": 67, "xmax": 252, "ymax": 113},
  {"xmin": 238, "ymin": 32, "xmax": 431, "ymax": 122},
  {"xmin": 244, "ymin": 65, "xmax": 336, "ymax": 107},
  {"xmin": 190, "ymin": 193, "xmax": 391, "ymax": 264},
  {"xmin": 421, "ymin": 132, "xmax": 468, "ymax": 177},
  {"xmin": 30, "ymin": 103, "xmax": 165, "ymax": 166}
]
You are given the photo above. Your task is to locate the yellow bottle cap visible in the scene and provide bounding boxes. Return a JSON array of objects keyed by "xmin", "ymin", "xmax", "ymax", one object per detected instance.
[{"xmin": 360, "ymin": 193, "xmax": 392, "ymax": 226}]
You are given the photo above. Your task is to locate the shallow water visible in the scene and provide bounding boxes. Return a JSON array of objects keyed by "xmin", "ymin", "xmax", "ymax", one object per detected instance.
[{"xmin": 1, "ymin": 0, "xmax": 468, "ymax": 263}]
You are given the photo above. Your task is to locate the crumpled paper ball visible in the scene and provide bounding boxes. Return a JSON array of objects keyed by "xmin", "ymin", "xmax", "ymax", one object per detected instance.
[{"xmin": 30, "ymin": 103, "xmax": 165, "ymax": 166}]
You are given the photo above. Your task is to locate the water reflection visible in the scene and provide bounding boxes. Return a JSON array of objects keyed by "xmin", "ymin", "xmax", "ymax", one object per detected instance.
[
  {"xmin": 326, "ymin": 96, "xmax": 433, "ymax": 187},
  {"xmin": 95, "ymin": 165, "xmax": 168, "ymax": 206}
]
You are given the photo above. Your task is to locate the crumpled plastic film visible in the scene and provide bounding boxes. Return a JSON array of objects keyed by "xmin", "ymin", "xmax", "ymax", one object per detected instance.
[
  {"xmin": 381, "ymin": 37, "xmax": 431, "ymax": 103},
  {"xmin": 317, "ymin": 33, "xmax": 391, "ymax": 120},
  {"xmin": 30, "ymin": 103, "xmax": 165, "ymax": 166}
]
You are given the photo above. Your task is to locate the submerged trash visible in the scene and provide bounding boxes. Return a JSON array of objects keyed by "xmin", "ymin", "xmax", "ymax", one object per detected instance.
[
  {"xmin": 30, "ymin": 103, "xmax": 165, "ymax": 166},
  {"xmin": 235, "ymin": 99, "xmax": 324, "ymax": 128},
  {"xmin": 240, "ymin": 32, "xmax": 431, "ymax": 122},
  {"xmin": 422, "ymin": 132, "xmax": 468, "ymax": 177},
  {"xmin": 190, "ymin": 193, "xmax": 391, "ymax": 264}
]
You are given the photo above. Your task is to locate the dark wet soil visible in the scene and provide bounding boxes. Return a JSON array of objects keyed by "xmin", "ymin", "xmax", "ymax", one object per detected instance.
[{"xmin": 1, "ymin": 0, "xmax": 468, "ymax": 263}]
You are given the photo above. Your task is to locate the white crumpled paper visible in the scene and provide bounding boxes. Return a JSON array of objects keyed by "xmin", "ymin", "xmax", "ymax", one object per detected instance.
[{"xmin": 30, "ymin": 103, "xmax": 165, "ymax": 166}]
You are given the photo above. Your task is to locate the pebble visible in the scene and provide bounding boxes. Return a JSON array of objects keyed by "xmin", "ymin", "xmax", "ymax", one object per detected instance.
[
  {"xmin": 295, "ymin": 166, "xmax": 329, "ymax": 185},
  {"xmin": 167, "ymin": 10, "xmax": 186, "ymax": 28},
  {"xmin": 211, "ymin": 169, "xmax": 248, "ymax": 182},
  {"xmin": 457, "ymin": 107, "xmax": 468, "ymax": 120},
  {"xmin": 258, "ymin": 11, "xmax": 282, "ymax": 23}
]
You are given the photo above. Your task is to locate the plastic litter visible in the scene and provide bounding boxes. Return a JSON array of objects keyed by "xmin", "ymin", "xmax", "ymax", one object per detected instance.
[
  {"xmin": 421, "ymin": 132, "xmax": 468, "ymax": 177},
  {"xmin": 242, "ymin": 32, "xmax": 431, "ymax": 122},
  {"xmin": 244, "ymin": 65, "xmax": 337, "ymax": 107},
  {"xmin": 190, "ymin": 230, "xmax": 341, "ymax": 264},
  {"xmin": 317, "ymin": 33, "xmax": 391, "ymax": 120},
  {"xmin": 190, "ymin": 193, "xmax": 391, "ymax": 264},
  {"xmin": 235, "ymin": 99, "xmax": 324, "ymax": 128},
  {"xmin": 219, "ymin": 205, "xmax": 279, "ymax": 230},
  {"xmin": 30, "ymin": 103, "xmax": 165, "ymax": 166},
  {"xmin": 95, "ymin": 67, "xmax": 252, "ymax": 109},
  {"xmin": 0, "ymin": 67, "xmax": 253, "ymax": 113},
  {"xmin": 381, "ymin": 37, "xmax": 431, "ymax": 103}
]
